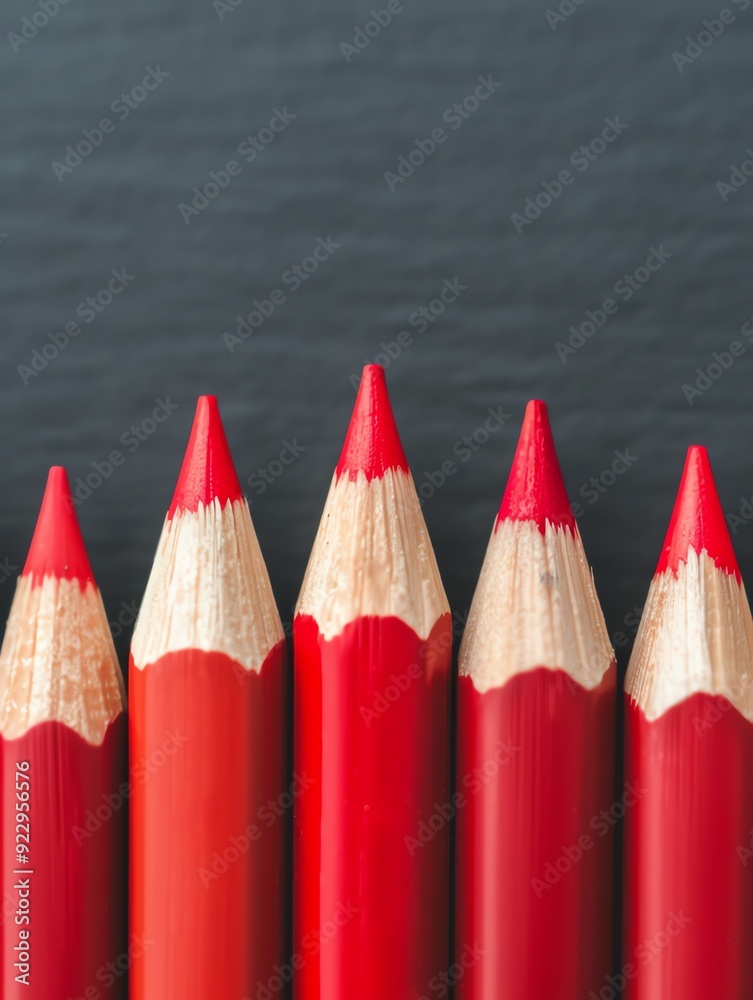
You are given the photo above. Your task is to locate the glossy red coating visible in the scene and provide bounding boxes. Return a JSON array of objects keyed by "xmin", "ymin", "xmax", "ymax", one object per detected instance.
[
  {"xmin": 497, "ymin": 400, "xmax": 576, "ymax": 534},
  {"xmin": 167, "ymin": 395, "xmax": 244, "ymax": 518},
  {"xmin": 293, "ymin": 613, "xmax": 451, "ymax": 1000},
  {"xmin": 655, "ymin": 445, "xmax": 740, "ymax": 581},
  {"xmin": 22, "ymin": 466, "xmax": 94, "ymax": 588},
  {"xmin": 334, "ymin": 365, "xmax": 409, "ymax": 481},
  {"xmin": 454, "ymin": 667, "xmax": 616, "ymax": 1000},
  {"xmin": 129, "ymin": 646, "xmax": 287, "ymax": 1000},
  {"xmin": 623, "ymin": 693, "xmax": 753, "ymax": 999},
  {"xmin": 0, "ymin": 716, "xmax": 126, "ymax": 999}
]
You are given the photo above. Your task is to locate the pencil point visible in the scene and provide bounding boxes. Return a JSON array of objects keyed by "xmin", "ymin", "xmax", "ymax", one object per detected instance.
[
  {"xmin": 23, "ymin": 466, "xmax": 94, "ymax": 587},
  {"xmin": 656, "ymin": 445, "xmax": 740, "ymax": 580},
  {"xmin": 497, "ymin": 400, "xmax": 575, "ymax": 533},
  {"xmin": 168, "ymin": 395, "xmax": 243, "ymax": 517},
  {"xmin": 335, "ymin": 365, "xmax": 409, "ymax": 481}
]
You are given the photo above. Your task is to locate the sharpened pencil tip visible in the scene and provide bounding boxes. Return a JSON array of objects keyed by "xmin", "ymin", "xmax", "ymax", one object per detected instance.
[
  {"xmin": 23, "ymin": 466, "xmax": 95, "ymax": 587},
  {"xmin": 168, "ymin": 395, "xmax": 244, "ymax": 517},
  {"xmin": 335, "ymin": 365, "xmax": 409, "ymax": 481},
  {"xmin": 497, "ymin": 400, "xmax": 576, "ymax": 534},
  {"xmin": 655, "ymin": 445, "xmax": 740, "ymax": 581}
]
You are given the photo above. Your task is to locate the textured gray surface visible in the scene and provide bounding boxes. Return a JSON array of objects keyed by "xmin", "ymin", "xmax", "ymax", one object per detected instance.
[{"xmin": 2, "ymin": 0, "xmax": 753, "ymax": 671}]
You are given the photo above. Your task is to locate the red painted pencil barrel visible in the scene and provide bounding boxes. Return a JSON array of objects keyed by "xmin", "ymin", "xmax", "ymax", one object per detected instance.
[
  {"xmin": 293, "ymin": 614, "xmax": 451, "ymax": 999},
  {"xmin": 454, "ymin": 667, "xmax": 616, "ymax": 1000},
  {"xmin": 129, "ymin": 647, "xmax": 286, "ymax": 1000},
  {"xmin": 622, "ymin": 445, "xmax": 753, "ymax": 999},
  {"xmin": 623, "ymin": 694, "xmax": 753, "ymax": 999},
  {"xmin": 0, "ymin": 718, "xmax": 126, "ymax": 1000}
]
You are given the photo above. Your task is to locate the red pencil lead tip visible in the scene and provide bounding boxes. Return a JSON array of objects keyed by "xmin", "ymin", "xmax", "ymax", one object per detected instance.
[
  {"xmin": 335, "ymin": 364, "xmax": 409, "ymax": 481},
  {"xmin": 168, "ymin": 395, "xmax": 244, "ymax": 517},
  {"xmin": 497, "ymin": 400, "xmax": 576, "ymax": 534},
  {"xmin": 655, "ymin": 445, "xmax": 740, "ymax": 580},
  {"xmin": 23, "ymin": 466, "xmax": 95, "ymax": 587}
]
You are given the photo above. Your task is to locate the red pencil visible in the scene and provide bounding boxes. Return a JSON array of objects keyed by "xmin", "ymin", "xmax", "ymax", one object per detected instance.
[
  {"xmin": 454, "ymin": 400, "xmax": 616, "ymax": 1000},
  {"xmin": 129, "ymin": 396, "xmax": 287, "ymax": 1000},
  {"xmin": 293, "ymin": 364, "xmax": 451, "ymax": 999},
  {"xmin": 623, "ymin": 445, "xmax": 753, "ymax": 999},
  {"xmin": 0, "ymin": 467, "xmax": 126, "ymax": 999}
]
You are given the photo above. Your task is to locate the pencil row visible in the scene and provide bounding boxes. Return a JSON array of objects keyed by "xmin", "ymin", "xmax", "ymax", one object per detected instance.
[{"xmin": 1, "ymin": 364, "xmax": 750, "ymax": 1000}]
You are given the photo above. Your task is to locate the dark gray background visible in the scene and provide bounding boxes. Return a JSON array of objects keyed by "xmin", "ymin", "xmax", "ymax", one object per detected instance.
[{"xmin": 2, "ymin": 0, "xmax": 753, "ymax": 676}]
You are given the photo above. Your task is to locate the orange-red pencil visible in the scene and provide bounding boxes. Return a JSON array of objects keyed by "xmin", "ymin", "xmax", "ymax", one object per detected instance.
[
  {"xmin": 293, "ymin": 365, "xmax": 452, "ymax": 999},
  {"xmin": 0, "ymin": 468, "xmax": 126, "ymax": 999},
  {"xmin": 454, "ymin": 401, "xmax": 616, "ymax": 1000},
  {"xmin": 623, "ymin": 446, "xmax": 753, "ymax": 999},
  {"xmin": 129, "ymin": 396, "xmax": 287, "ymax": 1000}
]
